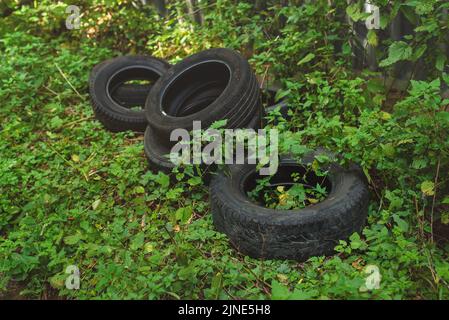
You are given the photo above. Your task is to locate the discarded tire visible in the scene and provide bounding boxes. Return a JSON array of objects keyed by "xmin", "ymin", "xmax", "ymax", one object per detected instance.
[
  {"xmin": 144, "ymin": 80, "xmax": 262, "ymax": 174},
  {"xmin": 145, "ymin": 48, "xmax": 261, "ymax": 139},
  {"xmin": 111, "ymin": 84, "xmax": 150, "ymax": 108},
  {"xmin": 143, "ymin": 110, "xmax": 262, "ymax": 174},
  {"xmin": 143, "ymin": 84, "xmax": 291, "ymax": 173},
  {"xmin": 89, "ymin": 55, "xmax": 170, "ymax": 132},
  {"xmin": 144, "ymin": 85, "xmax": 242, "ymax": 172},
  {"xmin": 143, "ymin": 48, "xmax": 262, "ymax": 176},
  {"xmin": 210, "ymin": 152, "xmax": 369, "ymax": 261}
]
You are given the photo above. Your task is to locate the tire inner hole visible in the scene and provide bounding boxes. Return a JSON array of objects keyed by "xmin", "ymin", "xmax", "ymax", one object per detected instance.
[
  {"xmin": 108, "ymin": 66, "xmax": 160, "ymax": 110},
  {"xmin": 244, "ymin": 163, "xmax": 332, "ymax": 210},
  {"xmin": 162, "ymin": 61, "xmax": 231, "ymax": 117}
]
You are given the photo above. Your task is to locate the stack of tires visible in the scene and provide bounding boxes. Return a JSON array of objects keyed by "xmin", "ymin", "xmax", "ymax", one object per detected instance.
[
  {"xmin": 89, "ymin": 48, "xmax": 263, "ymax": 173},
  {"xmin": 89, "ymin": 48, "xmax": 369, "ymax": 261},
  {"xmin": 144, "ymin": 49, "xmax": 263, "ymax": 172}
]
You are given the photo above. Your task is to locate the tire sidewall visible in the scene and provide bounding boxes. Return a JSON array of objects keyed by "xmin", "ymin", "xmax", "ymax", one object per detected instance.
[
  {"xmin": 90, "ymin": 55, "xmax": 169, "ymax": 121},
  {"xmin": 210, "ymin": 154, "xmax": 369, "ymax": 259},
  {"xmin": 146, "ymin": 48, "xmax": 253, "ymax": 136}
]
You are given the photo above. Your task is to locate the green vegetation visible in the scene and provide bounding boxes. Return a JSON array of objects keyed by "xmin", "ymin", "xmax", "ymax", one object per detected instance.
[
  {"xmin": 1, "ymin": 0, "xmax": 449, "ymax": 299},
  {"xmin": 247, "ymin": 167, "xmax": 329, "ymax": 210}
]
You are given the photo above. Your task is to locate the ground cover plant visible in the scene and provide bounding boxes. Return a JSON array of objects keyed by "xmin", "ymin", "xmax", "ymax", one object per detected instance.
[
  {"xmin": 247, "ymin": 165, "xmax": 329, "ymax": 210},
  {"xmin": 1, "ymin": 0, "xmax": 449, "ymax": 299}
]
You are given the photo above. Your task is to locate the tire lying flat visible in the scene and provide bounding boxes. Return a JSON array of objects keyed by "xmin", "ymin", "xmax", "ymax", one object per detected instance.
[
  {"xmin": 89, "ymin": 55, "xmax": 170, "ymax": 132},
  {"xmin": 209, "ymin": 152, "xmax": 370, "ymax": 261},
  {"xmin": 143, "ymin": 108, "xmax": 262, "ymax": 175}
]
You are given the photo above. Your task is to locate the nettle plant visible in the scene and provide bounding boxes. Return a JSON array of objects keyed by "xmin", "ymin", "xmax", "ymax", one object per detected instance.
[
  {"xmin": 247, "ymin": 156, "xmax": 330, "ymax": 211},
  {"xmin": 2, "ymin": 0, "xmax": 449, "ymax": 299},
  {"xmin": 278, "ymin": 72, "xmax": 449, "ymax": 228},
  {"xmin": 347, "ymin": 0, "xmax": 449, "ymax": 81}
]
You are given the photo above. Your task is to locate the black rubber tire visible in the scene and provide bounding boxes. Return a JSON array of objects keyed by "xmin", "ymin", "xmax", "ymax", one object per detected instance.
[
  {"xmin": 143, "ymin": 125, "xmax": 175, "ymax": 173},
  {"xmin": 209, "ymin": 152, "xmax": 369, "ymax": 261},
  {"xmin": 114, "ymin": 82, "xmax": 277, "ymax": 115},
  {"xmin": 143, "ymin": 110, "xmax": 263, "ymax": 175},
  {"xmin": 114, "ymin": 80, "xmax": 273, "ymax": 125},
  {"xmin": 111, "ymin": 84, "xmax": 150, "ymax": 107},
  {"xmin": 89, "ymin": 55, "xmax": 170, "ymax": 132},
  {"xmin": 145, "ymin": 48, "xmax": 260, "ymax": 139},
  {"xmin": 145, "ymin": 83, "xmax": 254, "ymax": 172}
]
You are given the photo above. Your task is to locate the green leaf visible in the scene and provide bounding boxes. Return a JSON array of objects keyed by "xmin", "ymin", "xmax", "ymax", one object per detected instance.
[
  {"xmin": 379, "ymin": 41, "xmax": 413, "ymax": 67},
  {"xmin": 421, "ymin": 181, "xmax": 435, "ymax": 196},
  {"xmin": 411, "ymin": 158, "xmax": 427, "ymax": 169},
  {"xmin": 166, "ymin": 187, "xmax": 183, "ymax": 200},
  {"xmin": 187, "ymin": 176, "xmax": 202, "ymax": 186},
  {"xmin": 155, "ymin": 173, "xmax": 170, "ymax": 188},
  {"xmin": 290, "ymin": 288, "xmax": 319, "ymax": 300},
  {"xmin": 441, "ymin": 196, "xmax": 449, "ymax": 205},
  {"xmin": 436, "ymin": 54, "xmax": 447, "ymax": 72},
  {"xmin": 349, "ymin": 232, "xmax": 366, "ymax": 250},
  {"xmin": 64, "ymin": 234, "xmax": 81, "ymax": 245},
  {"xmin": 134, "ymin": 186, "xmax": 145, "ymax": 194},
  {"xmin": 271, "ymin": 280, "xmax": 291, "ymax": 300},
  {"xmin": 381, "ymin": 143, "xmax": 395, "ymax": 157},
  {"xmin": 275, "ymin": 89, "xmax": 291, "ymax": 102},
  {"xmin": 413, "ymin": 1, "xmax": 435, "ymax": 14},
  {"xmin": 346, "ymin": 4, "xmax": 360, "ymax": 21},
  {"xmin": 175, "ymin": 206, "xmax": 193, "ymax": 224},
  {"xmin": 297, "ymin": 53, "xmax": 315, "ymax": 66},
  {"xmin": 50, "ymin": 116, "xmax": 63, "ymax": 129},
  {"xmin": 144, "ymin": 243, "xmax": 154, "ymax": 253},
  {"xmin": 346, "ymin": 4, "xmax": 371, "ymax": 22},
  {"xmin": 393, "ymin": 215, "xmax": 409, "ymax": 232},
  {"xmin": 412, "ymin": 44, "xmax": 427, "ymax": 61},
  {"xmin": 209, "ymin": 272, "xmax": 223, "ymax": 299},
  {"xmin": 380, "ymin": 111, "xmax": 392, "ymax": 121},
  {"xmin": 367, "ymin": 30, "xmax": 378, "ymax": 47},
  {"xmin": 130, "ymin": 233, "xmax": 145, "ymax": 251},
  {"xmin": 210, "ymin": 119, "xmax": 227, "ymax": 129},
  {"xmin": 49, "ymin": 274, "xmax": 66, "ymax": 289}
]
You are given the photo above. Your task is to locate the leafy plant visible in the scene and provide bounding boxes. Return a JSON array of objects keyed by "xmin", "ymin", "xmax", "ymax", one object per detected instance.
[
  {"xmin": 0, "ymin": 0, "xmax": 448, "ymax": 300},
  {"xmin": 247, "ymin": 167, "xmax": 329, "ymax": 210}
]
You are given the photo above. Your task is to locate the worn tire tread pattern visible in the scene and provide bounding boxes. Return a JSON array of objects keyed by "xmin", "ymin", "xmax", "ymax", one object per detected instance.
[{"xmin": 209, "ymin": 154, "xmax": 370, "ymax": 260}]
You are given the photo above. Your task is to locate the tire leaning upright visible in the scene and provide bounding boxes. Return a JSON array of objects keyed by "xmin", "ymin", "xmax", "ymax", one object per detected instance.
[
  {"xmin": 89, "ymin": 55, "xmax": 170, "ymax": 132},
  {"xmin": 145, "ymin": 48, "xmax": 261, "ymax": 139}
]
